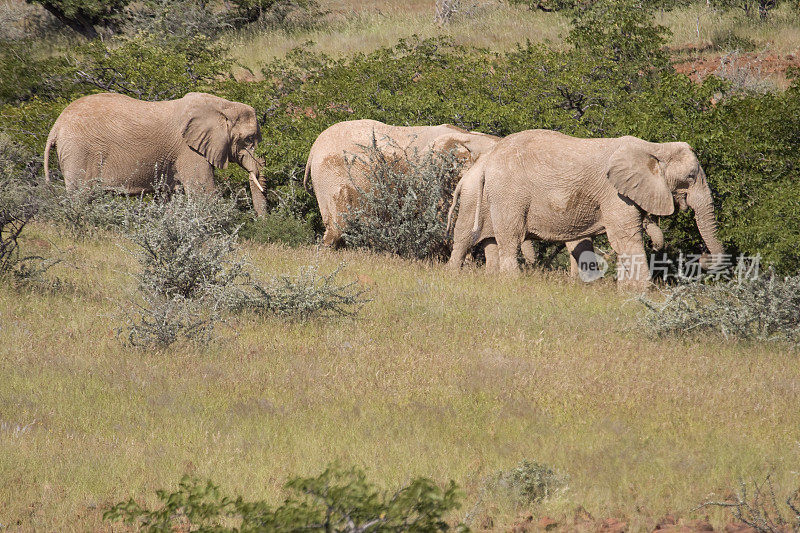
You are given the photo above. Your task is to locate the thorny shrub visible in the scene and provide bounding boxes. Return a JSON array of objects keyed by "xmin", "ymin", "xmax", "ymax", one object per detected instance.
[
  {"xmin": 639, "ymin": 272, "xmax": 800, "ymax": 345},
  {"xmin": 120, "ymin": 191, "xmax": 366, "ymax": 348},
  {"xmin": 341, "ymin": 137, "xmax": 463, "ymax": 261}
]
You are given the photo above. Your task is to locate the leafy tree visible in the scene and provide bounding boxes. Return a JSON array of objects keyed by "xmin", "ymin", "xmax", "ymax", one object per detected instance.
[{"xmin": 26, "ymin": 0, "xmax": 130, "ymax": 38}]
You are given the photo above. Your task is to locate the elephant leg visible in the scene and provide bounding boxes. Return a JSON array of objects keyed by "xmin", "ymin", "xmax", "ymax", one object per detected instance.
[
  {"xmin": 491, "ymin": 201, "xmax": 525, "ymax": 274},
  {"xmin": 565, "ymin": 238, "xmax": 595, "ymax": 278},
  {"xmin": 322, "ymin": 210, "xmax": 343, "ymax": 247},
  {"xmin": 175, "ymin": 150, "xmax": 215, "ymax": 196},
  {"xmin": 447, "ymin": 236, "xmax": 472, "ymax": 270},
  {"xmin": 606, "ymin": 222, "xmax": 650, "ymax": 288},
  {"xmin": 520, "ymin": 238, "xmax": 537, "ymax": 266},
  {"xmin": 484, "ymin": 239, "xmax": 499, "ymax": 273}
]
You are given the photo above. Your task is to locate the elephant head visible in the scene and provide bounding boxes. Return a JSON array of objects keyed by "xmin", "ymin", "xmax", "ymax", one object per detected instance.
[
  {"xmin": 179, "ymin": 93, "xmax": 267, "ymax": 215},
  {"xmin": 607, "ymin": 139, "xmax": 724, "ymax": 266},
  {"xmin": 424, "ymin": 130, "xmax": 500, "ymax": 168}
]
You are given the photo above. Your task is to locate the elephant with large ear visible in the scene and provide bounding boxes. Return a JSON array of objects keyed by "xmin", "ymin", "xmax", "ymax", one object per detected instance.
[
  {"xmin": 44, "ymin": 92, "xmax": 267, "ymax": 215},
  {"xmin": 449, "ymin": 130, "xmax": 723, "ymax": 286},
  {"xmin": 302, "ymin": 119, "xmax": 499, "ymax": 246},
  {"xmin": 447, "ymin": 161, "xmax": 666, "ymax": 276}
]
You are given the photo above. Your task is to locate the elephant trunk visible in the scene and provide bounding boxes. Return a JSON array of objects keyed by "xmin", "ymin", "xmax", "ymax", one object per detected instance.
[
  {"xmin": 249, "ymin": 171, "xmax": 267, "ymax": 216},
  {"xmin": 687, "ymin": 171, "xmax": 724, "ymax": 268},
  {"xmin": 240, "ymin": 152, "xmax": 267, "ymax": 216}
]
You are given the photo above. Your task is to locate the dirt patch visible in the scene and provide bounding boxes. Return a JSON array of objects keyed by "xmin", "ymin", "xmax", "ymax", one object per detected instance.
[{"xmin": 673, "ymin": 50, "xmax": 800, "ymax": 86}]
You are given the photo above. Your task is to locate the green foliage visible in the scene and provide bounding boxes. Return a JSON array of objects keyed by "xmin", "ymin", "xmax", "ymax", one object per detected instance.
[
  {"xmin": 239, "ymin": 212, "xmax": 315, "ymax": 246},
  {"xmin": 26, "ymin": 0, "xmax": 130, "ymax": 38},
  {"xmin": 104, "ymin": 463, "xmax": 465, "ymax": 532},
  {"xmin": 340, "ymin": 138, "xmax": 462, "ymax": 261},
  {"xmin": 639, "ymin": 272, "xmax": 800, "ymax": 345},
  {"xmin": 566, "ymin": 0, "xmax": 670, "ymax": 69},
  {"xmin": 0, "ymin": 40, "xmax": 73, "ymax": 105},
  {"xmin": 68, "ymin": 32, "xmax": 230, "ymax": 101}
]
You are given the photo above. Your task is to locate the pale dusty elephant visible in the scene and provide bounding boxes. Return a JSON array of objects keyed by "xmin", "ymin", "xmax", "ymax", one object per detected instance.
[
  {"xmin": 44, "ymin": 92, "xmax": 268, "ymax": 214},
  {"xmin": 449, "ymin": 130, "xmax": 723, "ymax": 285},
  {"xmin": 302, "ymin": 119, "xmax": 499, "ymax": 246},
  {"xmin": 447, "ymin": 158, "xmax": 666, "ymax": 276}
]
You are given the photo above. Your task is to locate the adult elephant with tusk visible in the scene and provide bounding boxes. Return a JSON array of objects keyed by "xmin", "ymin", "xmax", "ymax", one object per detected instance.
[
  {"xmin": 303, "ymin": 119, "xmax": 500, "ymax": 246},
  {"xmin": 44, "ymin": 92, "xmax": 268, "ymax": 215},
  {"xmin": 448, "ymin": 130, "xmax": 723, "ymax": 286}
]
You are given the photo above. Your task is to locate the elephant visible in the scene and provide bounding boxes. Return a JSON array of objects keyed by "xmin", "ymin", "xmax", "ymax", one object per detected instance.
[
  {"xmin": 448, "ymin": 130, "xmax": 723, "ymax": 285},
  {"xmin": 44, "ymin": 92, "xmax": 268, "ymax": 215},
  {"xmin": 447, "ymin": 159, "xmax": 666, "ymax": 276},
  {"xmin": 302, "ymin": 119, "xmax": 500, "ymax": 246}
]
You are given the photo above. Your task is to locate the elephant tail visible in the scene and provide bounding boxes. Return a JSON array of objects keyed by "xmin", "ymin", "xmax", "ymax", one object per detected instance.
[
  {"xmin": 446, "ymin": 176, "xmax": 464, "ymax": 234},
  {"xmin": 472, "ymin": 169, "xmax": 485, "ymax": 234},
  {"xmin": 44, "ymin": 125, "xmax": 57, "ymax": 183},
  {"xmin": 303, "ymin": 155, "xmax": 312, "ymax": 191}
]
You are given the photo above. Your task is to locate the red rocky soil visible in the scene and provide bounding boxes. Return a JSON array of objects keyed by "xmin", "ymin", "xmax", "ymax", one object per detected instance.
[{"xmin": 673, "ymin": 49, "xmax": 800, "ymax": 84}]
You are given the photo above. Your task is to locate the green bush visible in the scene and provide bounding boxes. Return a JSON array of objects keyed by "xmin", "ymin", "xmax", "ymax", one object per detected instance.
[{"xmin": 105, "ymin": 463, "xmax": 465, "ymax": 532}]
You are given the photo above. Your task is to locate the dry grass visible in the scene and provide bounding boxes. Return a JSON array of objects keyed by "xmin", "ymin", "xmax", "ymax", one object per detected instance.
[
  {"xmin": 2, "ymin": 222, "xmax": 799, "ymax": 531},
  {"xmin": 660, "ymin": 3, "xmax": 800, "ymax": 54},
  {"xmin": 225, "ymin": 0, "xmax": 568, "ymax": 72},
  {"xmin": 225, "ymin": 0, "xmax": 800, "ymax": 75}
]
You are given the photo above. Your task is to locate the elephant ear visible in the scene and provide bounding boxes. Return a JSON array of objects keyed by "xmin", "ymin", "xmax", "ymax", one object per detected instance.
[
  {"xmin": 607, "ymin": 143, "xmax": 675, "ymax": 216},
  {"xmin": 180, "ymin": 96, "xmax": 232, "ymax": 169}
]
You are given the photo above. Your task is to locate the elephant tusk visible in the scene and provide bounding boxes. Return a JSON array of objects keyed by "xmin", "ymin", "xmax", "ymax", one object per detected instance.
[{"xmin": 249, "ymin": 173, "xmax": 264, "ymax": 193}]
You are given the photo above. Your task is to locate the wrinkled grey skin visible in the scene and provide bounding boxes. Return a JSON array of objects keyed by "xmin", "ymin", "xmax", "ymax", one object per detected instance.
[
  {"xmin": 303, "ymin": 119, "xmax": 499, "ymax": 246},
  {"xmin": 448, "ymin": 130, "xmax": 723, "ymax": 286},
  {"xmin": 448, "ymin": 162, "xmax": 666, "ymax": 276},
  {"xmin": 45, "ymin": 92, "xmax": 267, "ymax": 214}
]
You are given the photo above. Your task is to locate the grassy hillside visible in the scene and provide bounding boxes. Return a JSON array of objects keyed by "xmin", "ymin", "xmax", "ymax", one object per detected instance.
[{"xmin": 2, "ymin": 223, "xmax": 798, "ymax": 530}]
